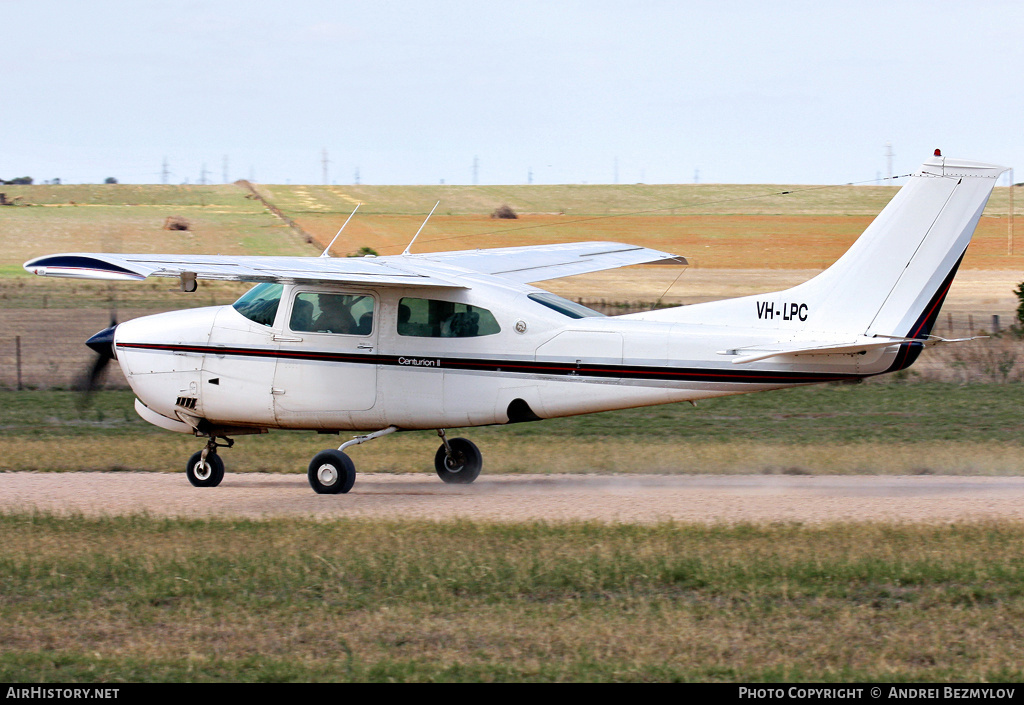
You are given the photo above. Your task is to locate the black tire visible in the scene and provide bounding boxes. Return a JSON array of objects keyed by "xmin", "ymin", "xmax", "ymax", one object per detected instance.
[
  {"xmin": 434, "ymin": 437, "xmax": 482, "ymax": 484},
  {"xmin": 308, "ymin": 450, "xmax": 356, "ymax": 494},
  {"xmin": 186, "ymin": 450, "xmax": 225, "ymax": 487}
]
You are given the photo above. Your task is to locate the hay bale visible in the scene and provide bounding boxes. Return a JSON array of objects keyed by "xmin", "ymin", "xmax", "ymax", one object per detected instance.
[{"xmin": 163, "ymin": 216, "xmax": 190, "ymax": 231}]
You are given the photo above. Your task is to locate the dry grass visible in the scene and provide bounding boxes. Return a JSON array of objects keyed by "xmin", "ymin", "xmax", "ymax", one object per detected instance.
[
  {"xmin": 1, "ymin": 382, "xmax": 1021, "ymax": 476},
  {"xmin": 2, "ymin": 434, "xmax": 1023, "ymax": 476},
  {"xmin": 5, "ymin": 182, "xmax": 1021, "ymax": 270},
  {"xmin": 4, "ymin": 183, "xmax": 1024, "ymax": 683},
  {"xmin": 3, "ymin": 515, "xmax": 1024, "ymax": 681},
  {"xmin": 3, "ymin": 182, "xmax": 1019, "ymax": 392},
  {"xmin": 908, "ymin": 334, "xmax": 1024, "ymax": 384}
]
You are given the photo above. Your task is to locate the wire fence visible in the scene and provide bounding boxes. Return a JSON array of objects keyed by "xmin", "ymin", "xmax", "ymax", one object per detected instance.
[
  {"xmin": 579, "ymin": 299, "xmax": 1018, "ymax": 339},
  {"xmin": 0, "ymin": 303, "xmax": 1017, "ymax": 391}
]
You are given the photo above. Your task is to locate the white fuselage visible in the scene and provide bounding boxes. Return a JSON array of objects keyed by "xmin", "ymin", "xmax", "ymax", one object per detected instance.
[{"xmin": 113, "ymin": 272, "xmax": 901, "ymax": 435}]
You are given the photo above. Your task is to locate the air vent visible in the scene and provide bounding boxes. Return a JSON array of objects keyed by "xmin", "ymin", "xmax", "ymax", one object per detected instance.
[{"xmin": 175, "ymin": 396, "xmax": 198, "ymax": 410}]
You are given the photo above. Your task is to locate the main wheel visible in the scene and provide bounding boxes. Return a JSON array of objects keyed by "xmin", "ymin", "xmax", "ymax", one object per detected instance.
[
  {"xmin": 186, "ymin": 450, "xmax": 225, "ymax": 487},
  {"xmin": 308, "ymin": 450, "xmax": 356, "ymax": 494},
  {"xmin": 434, "ymin": 437, "xmax": 482, "ymax": 484}
]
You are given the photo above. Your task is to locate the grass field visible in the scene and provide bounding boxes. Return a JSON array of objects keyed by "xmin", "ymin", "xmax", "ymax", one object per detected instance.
[
  {"xmin": 2, "ymin": 181, "xmax": 1022, "ymax": 390},
  {"xmin": 0, "ymin": 382, "xmax": 1020, "ymax": 476},
  {"xmin": 3, "ymin": 513, "xmax": 1024, "ymax": 682},
  {"xmin": 2, "ymin": 182, "xmax": 1024, "ymax": 683},
  {"xmin": 4, "ymin": 181, "xmax": 1022, "ymax": 268}
]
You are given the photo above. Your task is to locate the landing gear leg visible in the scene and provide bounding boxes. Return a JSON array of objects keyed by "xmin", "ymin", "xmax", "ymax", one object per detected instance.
[
  {"xmin": 186, "ymin": 436, "xmax": 232, "ymax": 487},
  {"xmin": 434, "ymin": 430, "xmax": 482, "ymax": 484},
  {"xmin": 307, "ymin": 426, "xmax": 398, "ymax": 495}
]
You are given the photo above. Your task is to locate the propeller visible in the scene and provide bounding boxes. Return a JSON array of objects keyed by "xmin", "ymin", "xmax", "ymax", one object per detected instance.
[
  {"xmin": 77, "ymin": 242, "xmax": 121, "ymax": 407},
  {"xmin": 77, "ymin": 318, "xmax": 118, "ymax": 406}
]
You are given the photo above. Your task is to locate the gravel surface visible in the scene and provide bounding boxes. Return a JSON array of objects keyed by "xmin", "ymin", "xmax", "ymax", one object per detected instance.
[{"xmin": 4, "ymin": 472, "xmax": 1024, "ymax": 524}]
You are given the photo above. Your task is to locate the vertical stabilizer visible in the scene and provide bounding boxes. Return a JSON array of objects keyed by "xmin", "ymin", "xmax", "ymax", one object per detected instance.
[
  {"xmin": 806, "ymin": 156, "xmax": 1006, "ymax": 339},
  {"xmin": 636, "ymin": 155, "xmax": 1007, "ymax": 340}
]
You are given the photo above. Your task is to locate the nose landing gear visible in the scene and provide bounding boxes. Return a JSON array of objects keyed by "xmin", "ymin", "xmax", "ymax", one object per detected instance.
[{"xmin": 185, "ymin": 436, "xmax": 233, "ymax": 487}]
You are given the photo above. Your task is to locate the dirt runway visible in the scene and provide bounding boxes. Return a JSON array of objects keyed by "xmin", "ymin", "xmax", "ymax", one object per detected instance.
[{"xmin": 4, "ymin": 472, "xmax": 1024, "ymax": 524}]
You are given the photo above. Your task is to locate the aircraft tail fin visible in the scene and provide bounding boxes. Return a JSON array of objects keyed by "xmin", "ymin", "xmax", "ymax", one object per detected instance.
[{"xmin": 635, "ymin": 155, "xmax": 1007, "ymax": 343}]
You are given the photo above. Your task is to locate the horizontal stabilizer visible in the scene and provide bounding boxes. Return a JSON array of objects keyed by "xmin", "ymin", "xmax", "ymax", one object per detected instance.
[{"xmin": 722, "ymin": 335, "xmax": 979, "ymax": 364}]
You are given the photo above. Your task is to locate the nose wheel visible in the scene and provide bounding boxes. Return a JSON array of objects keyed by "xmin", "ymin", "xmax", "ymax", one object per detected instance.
[
  {"xmin": 185, "ymin": 437, "xmax": 232, "ymax": 487},
  {"xmin": 186, "ymin": 449, "xmax": 225, "ymax": 487}
]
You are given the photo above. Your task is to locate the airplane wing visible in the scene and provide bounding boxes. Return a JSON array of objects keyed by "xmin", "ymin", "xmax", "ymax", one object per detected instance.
[
  {"xmin": 23, "ymin": 253, "xmax": 468, "ymax": 288},
  {"xmin": 24, "ymin": 242, "xmax": 686, "ymax": 288},
  {"xmin": 408, "ymin": 241, "xmax": 687, "ymax": 283}
]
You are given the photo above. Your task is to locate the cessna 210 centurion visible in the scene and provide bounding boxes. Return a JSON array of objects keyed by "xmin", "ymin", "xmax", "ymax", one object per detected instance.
[{"xmin": 24, "ymin": 154, "xmax": 1006, "ymax": 494}]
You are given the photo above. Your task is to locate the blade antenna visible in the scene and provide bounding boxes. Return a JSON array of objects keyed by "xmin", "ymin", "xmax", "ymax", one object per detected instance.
[
  {"xmin": 320, "ymin": 203, "xmax": 361, "ymax": 257},
  {"xmin": 402, "ymin": 201, "xmax": 440, "ymax": 255}
]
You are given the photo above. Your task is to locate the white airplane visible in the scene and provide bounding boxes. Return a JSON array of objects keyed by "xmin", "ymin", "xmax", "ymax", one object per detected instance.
[{"xmin": 24, "ymin": 153, "xmax": 1006, "ymax": 494}]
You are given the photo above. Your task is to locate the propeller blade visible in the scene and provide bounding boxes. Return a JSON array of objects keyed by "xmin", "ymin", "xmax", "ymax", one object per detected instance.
[{"xmin": 77, "ymin": 323, "xmax": 118, "ymax": 405}]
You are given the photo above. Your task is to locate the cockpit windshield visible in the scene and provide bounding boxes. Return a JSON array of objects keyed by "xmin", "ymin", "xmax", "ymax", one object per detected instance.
[
  {"xmin": 528, "ymin": 293, "xmax": 605, "ymax": 319},
  {"xmin": 232, "ymin": 283, "xmax": 283, "ymax": 326}
]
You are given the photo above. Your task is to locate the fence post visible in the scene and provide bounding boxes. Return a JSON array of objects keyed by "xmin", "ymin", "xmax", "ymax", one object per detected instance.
[
  {"xmin": 992, "ymin": 315, "xmax": 1001, "ymax": 334},
  {"xmin": 15, "ymin": 336, "xmax": 22, "ymax": 391}
]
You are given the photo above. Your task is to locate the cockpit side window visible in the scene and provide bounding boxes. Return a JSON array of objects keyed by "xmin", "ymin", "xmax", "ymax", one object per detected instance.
[
  {"xmin": 398, "ymin": 298, "xmax": 501, "ymax": 337},
  {"xmin": 232, "ymin": 283, "xmax": 283, "ymax": 327},
  {"xmin": 290, "ymin": 292, "xmax": 374, "ymax": 335}
]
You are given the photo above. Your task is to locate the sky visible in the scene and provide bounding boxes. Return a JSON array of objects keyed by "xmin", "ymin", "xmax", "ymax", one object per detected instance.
[{"xmin": 2, "ymin": 0, "xmax": 1022, "ymax": 186}]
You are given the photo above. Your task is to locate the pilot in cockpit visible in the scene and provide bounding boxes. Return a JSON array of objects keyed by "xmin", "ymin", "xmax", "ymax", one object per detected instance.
[{"xmin": 314, "ymin": 295, "xmax": 356, "ymax": 334}]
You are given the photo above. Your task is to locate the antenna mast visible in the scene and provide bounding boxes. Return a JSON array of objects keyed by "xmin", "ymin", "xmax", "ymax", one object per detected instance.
[
  {"xmin": 320, "ymin": 203, "xmax": 361, "ymax": 257},
  {"xmin": 403, "ymin": 201, "xmax": 440, "ymax": 255}
]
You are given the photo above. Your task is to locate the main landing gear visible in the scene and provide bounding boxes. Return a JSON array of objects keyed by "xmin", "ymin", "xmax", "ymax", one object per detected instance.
[
  {"xmin": 185, "ymin": 428, "xmax": 484, "ymax": 494},
  {"xmin": 433, "ymin": 430, "xmax": 482, "ymax": 485},
  {"xmin": 306, "ymin": 427, "xmax": 483, "ymax": 494},
  {"xmin": 305, "ymin": 426, "xmax": 481, "ymax": 493},
  {"xmin": 307, "ymin": 449, "xmax": 356, "ymax": 494}
]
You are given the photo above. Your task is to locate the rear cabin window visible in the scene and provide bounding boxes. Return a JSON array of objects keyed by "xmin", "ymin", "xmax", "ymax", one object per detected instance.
[
  {"xmin": 290, "ymin": 292, "xmax": 374, "ymax": 335},
  {"xmin": 232, "ymin": 283, "xmax": 283, "ymax": 327},
  {"xmin": 398, "ymin": 298, "xmax": 501, "ymax": 338}
]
